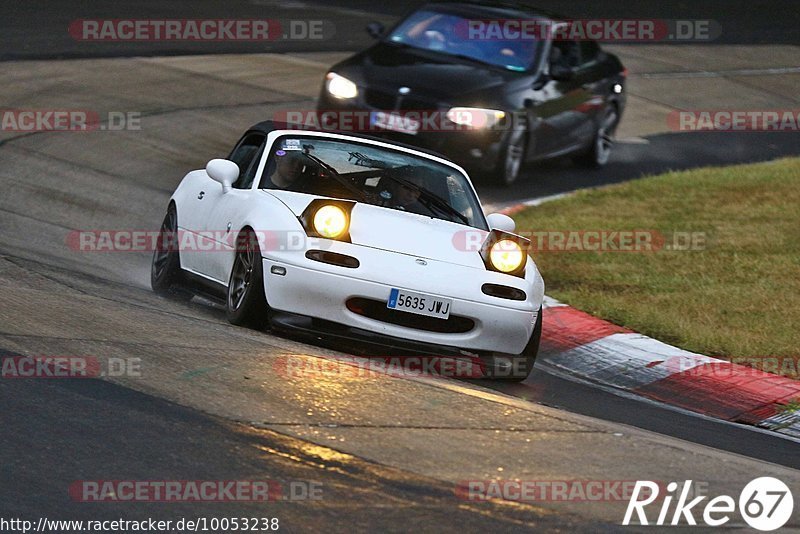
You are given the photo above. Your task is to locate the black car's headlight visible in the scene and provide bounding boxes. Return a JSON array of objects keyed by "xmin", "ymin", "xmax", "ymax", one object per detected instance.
[
  {"xmin": 299, "ymin": 199, "xmax": 355, "ymax": 242},
  {"xmin": 446, "ymin": 107, "xmax": 506, "ymax": 129},
  {"xmin": 480, "ymin": 230, "xmax": 530, "ymax": 277},
  {"xmin": 326, "ymin": 72, "xmax": 359, "ymax": 100}
]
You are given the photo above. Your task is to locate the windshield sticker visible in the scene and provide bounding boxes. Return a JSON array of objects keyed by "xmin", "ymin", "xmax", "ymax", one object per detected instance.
[{"xmin": 282, "ymin": 139, "xmax": 302, "ymax": 151}]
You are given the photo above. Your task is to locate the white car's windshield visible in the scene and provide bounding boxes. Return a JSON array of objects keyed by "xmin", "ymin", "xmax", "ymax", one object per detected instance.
[{"xmin": 260, "ymin": 135, "xmax": 487, "ymax": 230}]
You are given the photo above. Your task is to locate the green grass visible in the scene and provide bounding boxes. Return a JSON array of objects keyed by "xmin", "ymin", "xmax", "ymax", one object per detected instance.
[{"xmin": 514, "ymin": 158, "xmax": 800, "ymax": 376}]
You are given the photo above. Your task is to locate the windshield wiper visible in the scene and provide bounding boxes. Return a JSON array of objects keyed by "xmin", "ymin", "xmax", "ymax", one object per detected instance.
[
  {"xmin": 381, "ymin": 172, "xmax": 469, "ymax": 225},
  {"xmin": 442, "ymin": 52, "xmax": 496, "ymax": 68},
  {"xmin": 301, "ymin": 150, "xmax": 368, "ymax": 201}
]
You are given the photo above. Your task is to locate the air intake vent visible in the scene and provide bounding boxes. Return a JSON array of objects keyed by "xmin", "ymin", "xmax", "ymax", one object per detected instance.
[
  {"xmin": 481, "ymin": 284, "xmax": 526, "ymax": 301},
  {"xmin": 305, "ymin": 250, "xmax": 360, "ymax": 268}
]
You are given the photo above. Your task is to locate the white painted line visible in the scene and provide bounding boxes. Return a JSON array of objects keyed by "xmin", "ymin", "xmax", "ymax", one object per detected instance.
[
  {"xmin": 488, "ymin": 191, "xmax": 573, "ymax": 215},
  {"xmin": 521, "ymin": 192, "xmax": 569, "ymax": 207},
  {"xmin": 617, "ymin": 137, "xmax": 650, "ymax": 145},
  {"xmin": 542, "ymin": 296, "xmax": 567, "ymax": 309},
  {"xmin": 639, "ymin": 66, "xmax": 800, "ymax": 79}
]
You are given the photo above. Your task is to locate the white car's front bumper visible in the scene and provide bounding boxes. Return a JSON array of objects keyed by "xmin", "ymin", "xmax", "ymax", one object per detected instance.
[{"xmin": 261, "ymin": 242, "xmax": 543, "ymax": 355}]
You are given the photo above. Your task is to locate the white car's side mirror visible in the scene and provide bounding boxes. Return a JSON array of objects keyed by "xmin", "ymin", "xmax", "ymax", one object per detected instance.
[
  {"xmin": 206, "ymin": 159, "xmax": 239, "ymax": 193},
  {"xmin": 486, "ymin": 213, "xmax": 516, "ymax": 233}
]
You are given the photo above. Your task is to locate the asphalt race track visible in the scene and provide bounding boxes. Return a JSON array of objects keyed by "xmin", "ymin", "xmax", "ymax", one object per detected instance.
[{"xmin": 1, "ymin": 1, "xmax": 800, "ymax": 531}]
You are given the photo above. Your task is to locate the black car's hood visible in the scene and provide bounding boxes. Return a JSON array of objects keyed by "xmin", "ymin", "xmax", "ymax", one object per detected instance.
[{"xmin": 338, "ymin": 42, "xmax": 521, "ymax": 105}]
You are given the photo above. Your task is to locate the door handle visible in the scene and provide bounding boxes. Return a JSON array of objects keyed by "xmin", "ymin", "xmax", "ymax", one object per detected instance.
[{"xmin": 197, "ymin": 191, "xmax": 205, "ymax": 200}]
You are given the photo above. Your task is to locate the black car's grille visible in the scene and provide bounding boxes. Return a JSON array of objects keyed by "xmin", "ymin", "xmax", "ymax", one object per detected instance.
[
  {"xmin": 346, "ymin": 297, "xmax": 475, "ymax": 334},
  {"xmin": 364, "ymin": 89, "xmax": 397, "ymax": 110},
  {"xmin": 363, "ymin": 89, "xmax": 439, "ymax": 112}
]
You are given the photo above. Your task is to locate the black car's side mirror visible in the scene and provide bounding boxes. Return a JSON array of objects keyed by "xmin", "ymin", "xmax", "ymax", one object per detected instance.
[
  {"xmin": 366, "ymin": 22, "xmax": 385, "ymax": 39},
  {"xmin": 550, "ymin": 63, "xmax": 574, "ymax": 81}
]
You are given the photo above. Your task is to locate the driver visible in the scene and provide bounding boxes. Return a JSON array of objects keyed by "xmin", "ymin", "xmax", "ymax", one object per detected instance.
[
  {"xmin": 405, "ymin": 14, "xmax": 449, "ymax": 51},
  {"xmin": 269, "ymin": 150, "xmax": 314, "ymax": 190},
  {"xmin": 381, "ymin": 166, "xmax": 429, "ymax": 212}
]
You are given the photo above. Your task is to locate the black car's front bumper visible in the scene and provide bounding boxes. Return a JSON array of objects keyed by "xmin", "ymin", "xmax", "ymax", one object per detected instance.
[{"xmin": 317, "ymin": 91, "xmax": 508, "ymax": 175}]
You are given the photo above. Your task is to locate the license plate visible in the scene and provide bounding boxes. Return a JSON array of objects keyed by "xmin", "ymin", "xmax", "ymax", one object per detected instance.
[
  {"xmin": 371, "ymin": 111, "xmax": 420, "ymax": 135},
  {"xmin": 387, "ymin": 288, "xmax": 452, "ymax": 320}
]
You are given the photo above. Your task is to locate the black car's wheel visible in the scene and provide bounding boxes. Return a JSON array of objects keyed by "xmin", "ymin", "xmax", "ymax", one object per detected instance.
[
  {"xmin": 485, "ymin": 306, "xmax": 542, "ymax": 382},
  {"xmin": 576, "ymin": 106, "xmax": 619, "ymax": 168},
  {"xmin": 492, "ymin": 128, "xmax": 527, "ymax": 187},
  {"xmin": 226, "ymin": 229, "xmax": 271, "ymax": 329},
  {"xmin": 151, "ymin": 204, "xmax": 189, "ymax": 299}
]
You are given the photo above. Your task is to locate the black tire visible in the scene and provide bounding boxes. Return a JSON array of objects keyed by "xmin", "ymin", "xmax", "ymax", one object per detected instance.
[
  {"xmin": 151, "ymin": 204, "xmax": 190, "ymax": 299},
  {"xmin": 576, "ymin": 106, "xmax": 619, "ymax": 168},
  {"xmin": 485, "ymin": 306, "xmax": 542, "ymax": 382},
  {"xmin": 226, "ymin": 229, "xmax": 271, "ymax": 329},
  {"xmin": 491, "ymin": 128, "xmax": 527, "ymax": 187}
]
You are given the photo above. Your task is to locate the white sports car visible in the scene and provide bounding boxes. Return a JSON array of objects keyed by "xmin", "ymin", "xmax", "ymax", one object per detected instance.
[{"xmin": 151, "ymin": 121, "xmax": 544, "ymax": 381}]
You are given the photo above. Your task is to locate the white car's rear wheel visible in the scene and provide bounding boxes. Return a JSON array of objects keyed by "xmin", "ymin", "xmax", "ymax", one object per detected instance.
[{"xmin": 226, "ymin": 229, "xmax": 271, "ymax": 329}]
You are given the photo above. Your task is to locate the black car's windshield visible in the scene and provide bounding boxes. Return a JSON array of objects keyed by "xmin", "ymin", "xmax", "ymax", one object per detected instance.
[
  {"xmin": 386, "ymin": 7, "xmax": 540, "ymax": 72},
  {"xmin": 260, "ymin": 136, "xmax": 487, "ymax": 230}
]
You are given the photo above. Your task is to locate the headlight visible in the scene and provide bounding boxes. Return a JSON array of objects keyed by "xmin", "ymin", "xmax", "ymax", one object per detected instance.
[
  {"xmin": 446, "ymin": 107, "xmax": 506, "ymax": 129},
  {"xmin": 326, "ymin": 72, "xmax": 358, "ymax": 99},
  {"xmin": 313, "ymin": 205, "xmax": 349, "ymax": 239},
  {"xmin": 489, "ymin": 239, "xmax": 524, "ymax": 273},
  {"xmin": 300, "ymin": 199, "xmax": 355, "ymax": 242}
]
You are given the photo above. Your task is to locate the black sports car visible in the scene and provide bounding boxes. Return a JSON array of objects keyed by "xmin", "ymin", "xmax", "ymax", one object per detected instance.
[{"xmin": 317, "ymin": 1, "xmax": 627, "ymax": 186}]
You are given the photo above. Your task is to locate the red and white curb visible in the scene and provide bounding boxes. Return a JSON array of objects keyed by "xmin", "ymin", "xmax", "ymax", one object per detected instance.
[
  {"xmin": 536, "ymin": 297, "xmax": 800, "ymax": 438},
  {"xmin": 496, "ymin": 198, "xmax": 800, "ymax": 437}
]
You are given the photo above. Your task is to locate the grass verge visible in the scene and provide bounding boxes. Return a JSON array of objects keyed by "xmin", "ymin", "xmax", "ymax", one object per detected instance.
[{"xmin": 513, "ymin": 157, "xmax": 800, "ymax": 377}]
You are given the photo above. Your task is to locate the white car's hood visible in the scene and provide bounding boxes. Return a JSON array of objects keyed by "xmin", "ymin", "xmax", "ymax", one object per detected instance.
[{"xmin": 264, "ymin": 190, "xmax": 488, "ymax": 269}]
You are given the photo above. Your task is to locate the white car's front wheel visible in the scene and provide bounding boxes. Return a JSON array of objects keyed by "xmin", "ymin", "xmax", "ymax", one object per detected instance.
[
  {"xmin": 151, "ymin": 204, "xmax": 190, "ymax": 300},
  {"xmin": 485, "ymin": 306, "xmax": 542, "ymax": 382},
  {"xmin": 226, "ymin": 229, "xmax": 271, "ymax": 329}
]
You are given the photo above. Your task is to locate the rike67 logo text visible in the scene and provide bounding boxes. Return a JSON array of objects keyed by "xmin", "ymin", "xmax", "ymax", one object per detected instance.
[{"xmin": 624, "ymin": 478, "xmax": 793, "ymax": 531}]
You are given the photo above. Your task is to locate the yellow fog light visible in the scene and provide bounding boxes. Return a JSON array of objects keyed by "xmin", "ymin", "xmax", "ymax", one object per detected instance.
[
  {"xmin": 489, "ymin": 239, "xmax": 524, "ymax": 273},
  {"xmin": 313, "ymin": 205, "xmax": 349, "ymax": 239}
]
